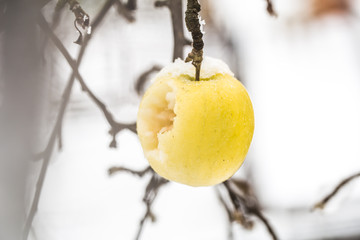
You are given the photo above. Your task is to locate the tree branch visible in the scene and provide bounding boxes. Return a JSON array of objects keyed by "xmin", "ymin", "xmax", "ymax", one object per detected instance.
[
  {"xmin": 135, "ymin": 65, "xmax": 162, "ymax": 95},
  {"xmin": 265, "ymin": 0, "xmax": 277, "ymax": 17},
  {"xmin": 221, "ymin": 180, "xmax": 278, "ymax": 240},
  {"xmin": 135, "ymin": 173, "xmax": 168, "ymax": 240},
  {"xmin": 155, "ymin": 0, "xmax": 191, "ymax": 61},
  {"xmin": 23, "ymin": 1, "xmax": 117, "ymax": 239},
  {"xmin": 216, "ymin": 188, "xmax": 235, "ymax": 240},
  {"xmin": 108, "ymin": 166, "xmax": 168, "ymax": 240},
  {"xmin": 313, "ymin": 172, "xmax": 360, "ymax": 210},
  {"xmin": 126, "ymin": 0, "xmax": 137, "ymax": 11},
  {"xmin": 23, "ymin": 58, "xmax": 76, "ymax": 240},
  {"xmin": 56, "ymin": 0, "xmax": 90, "ymax": 44},
  {"xmin": 115, "ymin": 0, "xmax": 136, "ymax": 22},
  {"xmin": 136, "ymin": 0, "xmax": 192, "ymax": 96},
  {"xmin": 108, "ymin": 166, "xmax": 152, "ymax": 177},
  {"xmin": 38, "ymin": 12, "xmax": 136, "ymax": 148}
]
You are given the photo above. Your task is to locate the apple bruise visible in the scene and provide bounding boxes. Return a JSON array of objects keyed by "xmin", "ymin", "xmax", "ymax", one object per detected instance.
[{"xmin": 139, "ymin": 80, "xmax": 176, "ymax": 162}]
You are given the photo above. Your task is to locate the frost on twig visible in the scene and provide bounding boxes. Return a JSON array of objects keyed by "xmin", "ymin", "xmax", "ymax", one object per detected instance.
[
  {"xmin": 56, "ymin": 0, "xmax": 90, "ymax": 44},
  {"xmin": 219, "ymin": 179, "xmax": 278, "ymax": 240},
  {"xmin": 185, "ymin": 0, "xmax": 204, "ymax": 81},
  {"xmin": 312, "ymin": 172, "xmax": 360, "ymax": 211},
  {"xmin": 108, "ymin": 166, "xmax": 169, "ymax": 240}
]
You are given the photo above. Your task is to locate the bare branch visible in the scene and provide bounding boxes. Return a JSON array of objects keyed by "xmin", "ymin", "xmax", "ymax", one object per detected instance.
[
  {"xmin": 135, "ymin": 65, "xmax": 162, "ymax": 95},
  {"xmin": 136, "ymin": 173, "xmax": 168, "ymax": 240},
  {"xmin": 23, "ymin": 63, "xmax": 76, "ymax": 240},
  {"xmin": 313, "ymin": 172, "xmax": 360, "ymax": 211},
  {"xmin": 221, "ymin": 180, "xmax": 278, "ymax": 240},
  {"xmin": 56, "ymin": 0, "xmax": 90, "ymax": 44},
  {"xmin": 108, "ymin": 166, "xmax": 152, "ymax": 177},
  {"xmin": 38, "ymin": 12, "xmax": 136, "ymax": 148},
  {"xmin": 216, "ymin": 188, "xmax": 235, "ymax": 240},
  {"xmin": 24, "ymin": 2, "xmax": 117, "ymax": 239},
  {"xmin": 155, "ymin": 0, "xmax": 191, "ymax": 60},
  {"xmin": 126, "ymin": 0, "xmax": 137, "ymax": 11},
  {"xmin": 265, "ymin": 0, "xmax": 277, "ymax": 17},
  {"xmin": 57, "ymin": 122, "xmax": 63, "ymax": 150},
  {"xmin": 108, "ymin": 165, "xmax": 168, "ymax": 240},
  {"xmin": 115, "ymin": 0, "xmax": 136, "ymax": 22},
  {"xmin": 154, "ymin": 0, "xmax": 169, "ymax": 8}
]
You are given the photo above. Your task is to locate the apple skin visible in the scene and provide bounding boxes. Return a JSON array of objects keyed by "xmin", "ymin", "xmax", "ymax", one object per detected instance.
[{"xmin": 137, "ymin": 67, "xmax": 254, "ymax": 187}]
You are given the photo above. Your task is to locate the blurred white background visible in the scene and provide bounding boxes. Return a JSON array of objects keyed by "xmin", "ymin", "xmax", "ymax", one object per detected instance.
[{"xmin": 16, "ymin": 0, "xmax": 360, "ymax": 239}]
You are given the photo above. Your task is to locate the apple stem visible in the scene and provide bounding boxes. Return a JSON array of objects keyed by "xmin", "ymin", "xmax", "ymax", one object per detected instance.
[{"xmin": 185, "ymin": 0, "xmax": 203, "ymax": 81}]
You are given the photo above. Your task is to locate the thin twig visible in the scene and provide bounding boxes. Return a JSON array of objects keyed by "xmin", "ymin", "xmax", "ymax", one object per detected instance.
[
  {"xmin": 265, "ymin": 0, "xmax": 277, "ymax": 17},
  {"xmin": 135, "ymin": 65, "xmax": 162, "ymax": 95},
  {"xmin": 222, "ymin": 180, "xmax": 278, "ymax": 240},
  {"xmin": 215, "ymin": 188, "xmax": 234, "ymax": 240},
  {"xmin": 136, "ymin": 0, "xmax": 192, "ymax": 94},
  {"xmin": 115, "ymin": 0, "xmax": 136, "ymax": 22},
  {"xmin": 313, "ymin": 172, "xmax": 360, "ymax": 210},
  {"xmin": 126, "ymin": 0, "xmax": 137, "ymax": 11},
  {"xmin": 38, "ymin": 13, "xmax": 136, "ymax": 147},
  {"xmin": 108, "ymin": 166, "xmax": 152, "ymax": 177},
  {"xmin": 56, "ymin": 0, "xmax": 90, "ymax": 44},
  {"xmin": 23, "ymin": 60, "xmax": 76, "ymax": 240},
  {"xmin": 57, "ymin": 122, "xmax": 63, "ymax": 150},
  {"xmin": 135, "ymin": 173, "xmax": 168, "ymax": 240},
  {"xmin": 185, "ymin": 0, "xmax": 204, "ymax": 81},
  {"xmin": 23, "ymin": 2, "xmax": 116, "ymax": 239},
  {"xmin": 108, "ymin": 165, "xmax": 168, "ymax": 240},
  {"xmin": 155, "ymin": 0, "xmax": 191, "ymax": 61}
]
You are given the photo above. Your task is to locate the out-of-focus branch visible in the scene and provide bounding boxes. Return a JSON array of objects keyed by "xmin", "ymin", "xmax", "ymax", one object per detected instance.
[
  {"xmin": 38, "ymin": 13, "xmax": 136, "ymax": 149},
  {"xmin": 137, "ymin": 0, "xmax": 191, "ymax": 95},
  {"xmin": 219, "ymin": 179, "xmax": 278, "ymax": 240},
  {"xmin": 313, "ymin": 172, "xmax": 360, "ymax": 210},
  {"xmin": 265, "ymin": 0, "xmax": 277, "ymax": 17},
  {"xmin": 108, "ymin": 166, "xmax": 152, "ymax": 177},
  {"xmin": 23, "ymin": 65, "xmax": 76, "ymax": 240},
  {"xmin": 126, "ymin": 0, "xmax": 137, "ymax": 11},
  {"xmin": 155, "ymin": 0, "xmax": 191, "ymax": 61},
  {"xmin": 216, "ymin": 189, "xmax": 236, "ymax": 240},
  {"xmin": 24, "ymin": 1, "xmax": 117, "ymax": 239},
  {"xmin": 108, "ymin": 166, "xmax": 168, "ymax": 240},
  {"xmin": 115, "ymin": 0, "xmax": 136, "ymax": 22},
  {"xmin": 136, "ymin": 174, "xmax": 168, "ymax": 240},
  {"xmin": 135, "ymin": 65, "xmax": 162, "ymax": 95}
]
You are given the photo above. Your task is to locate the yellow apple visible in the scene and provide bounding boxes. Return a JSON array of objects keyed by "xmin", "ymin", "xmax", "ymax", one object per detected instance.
[{"xmin": 137, "ymin": 57, "xmax": 254, "ymax": 186}]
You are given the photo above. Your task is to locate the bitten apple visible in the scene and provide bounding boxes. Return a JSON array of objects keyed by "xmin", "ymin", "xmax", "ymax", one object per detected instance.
[{"xmin": 137, "ymin": 57, "xmax": 254, "ymax": 186}]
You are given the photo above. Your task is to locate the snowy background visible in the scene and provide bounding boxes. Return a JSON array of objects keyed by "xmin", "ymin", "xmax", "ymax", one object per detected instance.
[{"xmin": 24, "ymin": 0, "xmax": 360, "ymax": 239}]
